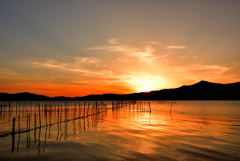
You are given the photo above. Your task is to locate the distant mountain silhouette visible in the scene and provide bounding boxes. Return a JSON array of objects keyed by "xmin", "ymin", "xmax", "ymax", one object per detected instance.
[
  {"xmin": 0, "ymin": 81, "xmax": 239, "ymax": 100},
  {"xmin": 0, "ymin": 92, "xmax": 49, "ymax": 101},
  {"xmin": 136, "ymin": 80, "xmax": 240, "ymax": 100}
]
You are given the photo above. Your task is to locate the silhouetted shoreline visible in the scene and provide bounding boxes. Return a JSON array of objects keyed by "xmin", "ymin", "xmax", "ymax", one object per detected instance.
[{"xmin": 0, "ymin": 81, "xmax": 240, "ymax": 101}]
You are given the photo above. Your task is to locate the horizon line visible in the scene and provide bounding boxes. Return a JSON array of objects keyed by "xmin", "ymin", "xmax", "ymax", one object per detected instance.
[{"xmin": 1, "ymin": 80, "xmax": 239, "ymax": 98}]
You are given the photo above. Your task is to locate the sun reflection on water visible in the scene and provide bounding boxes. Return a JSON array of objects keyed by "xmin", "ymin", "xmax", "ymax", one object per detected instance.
[{"xmin": 0, "ymin": 101, "xmax": 240, "ymax": 161}]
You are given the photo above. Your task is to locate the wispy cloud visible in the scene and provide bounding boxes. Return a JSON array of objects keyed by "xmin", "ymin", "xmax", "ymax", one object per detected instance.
[
  {"xmin": 106, "ymin": 38, "xmax": 120, "ymax": 44},
  {"xmin": 166, "ymin": 45, "xmax": 187, "ymax": 49},
  {"xmin": 31, "ymin": 57, "xmax": 115, "ymax": 78},
  {"xmin": 0, "ymin": 67, "xmax": 23, "ymax": 82},
  {"xmin": 74, "ymin": 57, "xmax": 99, "ymax": 64},
  {"xmin": 86, "ymin": 44, "xmax": 135, "ymax": 53},
  {"xmin": 175, "ymin": 64, "xmax": 230, "ymax": 75},
  {"xmin": 86, "ymin": 38, "xmax": 160, "ymax": 63},
  {"xmin": 191, "ymin": 64, "xmax": 230, "ymax": 73}
]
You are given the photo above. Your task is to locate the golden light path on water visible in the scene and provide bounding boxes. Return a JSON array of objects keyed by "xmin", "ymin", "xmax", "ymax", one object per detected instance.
[{"xmin": 0, "ymin": 101, "xmax": 240, "ymax": 161}]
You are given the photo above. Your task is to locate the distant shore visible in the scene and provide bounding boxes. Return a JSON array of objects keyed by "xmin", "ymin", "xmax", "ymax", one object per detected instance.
[{"xmin": 1, "ymin": 81, "xmax": 240, "ymax": 101}]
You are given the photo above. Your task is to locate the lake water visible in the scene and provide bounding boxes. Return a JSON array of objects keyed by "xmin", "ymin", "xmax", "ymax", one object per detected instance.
[{"xmin": 0, "ymin": 101, "xmax": 240, "ymax": 161}]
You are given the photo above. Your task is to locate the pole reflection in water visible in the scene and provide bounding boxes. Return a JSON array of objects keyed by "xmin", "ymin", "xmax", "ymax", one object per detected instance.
[
  {"xmin": 0, "ymin": 101, "xmax": 240, "ymax": 161},
  {"xmin": 0, "ymin": 101, "xmax": 151, "ymax": 154}
]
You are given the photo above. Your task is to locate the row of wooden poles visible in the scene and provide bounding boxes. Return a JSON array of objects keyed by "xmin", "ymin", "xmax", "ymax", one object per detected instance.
[
  {"xmin": 10, "ymin": 112, "xmax": 102, "ymax": 153},
  {"xmin": 0, "ymin": 101, "xmax": 151, "ymax": 152},
  {"xmin": 2, "ymin": 101, "xmax": 105, "ymax": 136},
  {"xmin": 0, "ymin": 101, "xmax": 151, "ymax": 121},
  {"xmin": 0, "ymin": 101, "xmax": 106, "ymax": 118}
]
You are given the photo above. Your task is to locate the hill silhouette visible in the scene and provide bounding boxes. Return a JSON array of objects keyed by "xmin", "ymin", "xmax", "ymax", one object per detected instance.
[
  {"xmin": 0, "ymin": 81, "xmax": 239, "ymax": 100},
  {"xmin": 0, "ymin": 92, "xmax": 49, "ymax": 101}
]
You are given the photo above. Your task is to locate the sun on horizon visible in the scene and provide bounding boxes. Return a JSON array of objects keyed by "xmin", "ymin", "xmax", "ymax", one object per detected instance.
[{"xmin": 126, "ymin": 75, "xmax": 169, "ymax": 93}]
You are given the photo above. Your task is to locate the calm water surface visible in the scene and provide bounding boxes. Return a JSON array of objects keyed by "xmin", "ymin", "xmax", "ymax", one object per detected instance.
[{"xmin": 0, "ymin": 101, "xmax": 240, "ymax": 161}]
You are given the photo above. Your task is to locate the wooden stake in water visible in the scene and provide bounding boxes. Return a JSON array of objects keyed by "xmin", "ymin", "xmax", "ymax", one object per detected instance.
[
  {"xmin": 34, "ymin": 113, "xmax": 37, "ymax": 144},
  {"xmin": 12, "ymin": 117, "xmax": 16, "ymax": 152},
  {"xmin": 12, "ymin": 117, "xmax": 16, "ymax": 134}
]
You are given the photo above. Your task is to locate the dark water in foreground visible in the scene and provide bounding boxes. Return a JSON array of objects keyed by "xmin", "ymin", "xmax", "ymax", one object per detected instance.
[{"xmin": 0, "ymin": 101, "xmax": 240, "ymax": 161}]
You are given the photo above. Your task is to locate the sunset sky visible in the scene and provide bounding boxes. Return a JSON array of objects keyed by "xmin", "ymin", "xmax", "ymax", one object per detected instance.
[{"xmin": 0, "ymin": 0, "xmax": 240, "ymax": 97}]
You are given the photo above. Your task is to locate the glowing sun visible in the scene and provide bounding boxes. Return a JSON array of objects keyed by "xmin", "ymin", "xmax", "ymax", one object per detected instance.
[
  {"xmin": 126, "ymin": 74, "xmax": 168, "ymax": 93},
  {"xmin": 135, "ymin": 80, "xmax": 156, "ymax": 92}
]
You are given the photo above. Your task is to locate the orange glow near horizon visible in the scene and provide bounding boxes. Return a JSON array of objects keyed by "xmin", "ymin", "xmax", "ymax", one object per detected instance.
[{"xmin": 0, "ymin": 82, "xmax": 134, "ymax": 97}]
